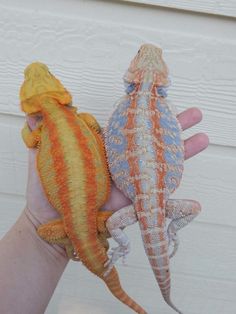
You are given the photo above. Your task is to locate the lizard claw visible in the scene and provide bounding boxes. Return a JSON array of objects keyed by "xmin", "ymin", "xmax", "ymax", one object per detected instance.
[
  {"xmin": 103, "ymin": 244, "xmax": 130, "ymax": 277},
  {"xmin": 167, "ymin": 225, "xmax": 179, "ymax": 258},
  {"xmin": 71, "ymin": 249, "xmax": 81, "ymax": 261}
]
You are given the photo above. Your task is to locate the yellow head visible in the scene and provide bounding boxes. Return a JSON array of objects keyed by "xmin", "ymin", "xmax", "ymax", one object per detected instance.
[
  {"xmin": 20, "ymin": 62, "xmax": 72, "ymax": 114},
  {"xmin": 124, "ymin": 44, "xmax": 169, "ymax": 86}
]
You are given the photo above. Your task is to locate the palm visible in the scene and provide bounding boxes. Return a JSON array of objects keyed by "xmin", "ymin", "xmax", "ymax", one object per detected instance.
[{"xmin": 26, "ymin": 108, "xmax": 209, "ymax": 223}]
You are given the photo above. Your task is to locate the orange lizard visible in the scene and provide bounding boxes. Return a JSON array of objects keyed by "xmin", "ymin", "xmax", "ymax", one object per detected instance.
[{"xmin": 20, "ymin": 62, "xmax": 147, "ymax": 314}]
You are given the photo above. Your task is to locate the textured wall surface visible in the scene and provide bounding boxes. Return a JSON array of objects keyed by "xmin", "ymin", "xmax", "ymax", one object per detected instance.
[{"xmin": 0, "ymin": 0, "xmax": 235, "ymax": 313}]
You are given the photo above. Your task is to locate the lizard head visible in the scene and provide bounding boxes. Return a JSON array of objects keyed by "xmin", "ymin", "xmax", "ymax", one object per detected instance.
[
  {"xmin": 124, "ymin": 44, "xmax": 169, "ymax": 87},
  {"xmin": 20, "ymin": 62, "xmax": 72, "ymax": 114}
]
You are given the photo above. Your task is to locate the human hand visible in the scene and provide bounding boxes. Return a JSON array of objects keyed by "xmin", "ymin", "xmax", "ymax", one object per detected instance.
[{"xmin": 25, "ymin": 107, "xmax": 209, "ymax": 224}]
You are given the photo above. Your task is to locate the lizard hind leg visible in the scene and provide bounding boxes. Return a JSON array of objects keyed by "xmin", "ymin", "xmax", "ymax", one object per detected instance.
[
  {"xmin": 104, "ymin": 205, "xmax": 137, "ymax": 277},
  {"xmin": 166, "ymin": 199, "xmax": 201, "ymax": 258},
  {"xmin": 37, "ymin": 219, "xmax": 78, "ymax": 260}
]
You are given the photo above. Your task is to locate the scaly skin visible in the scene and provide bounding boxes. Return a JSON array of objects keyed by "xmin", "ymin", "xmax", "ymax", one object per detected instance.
[
  {"xmin": 20, "ymin": 62, "xmax": 147, "ymax": 314},
  {"xmin": 105, "ymin": 44, "xmax": 201, "ymax": 313}
]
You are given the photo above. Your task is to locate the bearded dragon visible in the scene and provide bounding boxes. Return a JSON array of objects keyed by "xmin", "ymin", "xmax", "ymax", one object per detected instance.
[
  {"xmin": 20, "ymin": 62, "xmax": 147, "ymax": 314},
  {"xmin": 104, "ymin": 44, "xmax": 201, "ymax": 313}
]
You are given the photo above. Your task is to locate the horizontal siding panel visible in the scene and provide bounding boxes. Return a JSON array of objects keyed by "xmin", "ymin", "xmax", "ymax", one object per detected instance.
[
  {"xmin": 174, "ymin": 145, "xmax": 236, "ymax": 228},
  {"xmin": 1, "ymin": 1, "xmax": 235, "ymax": 41},
  {"xmin": 120, "ymin": 0, "xmax": 236, "ymax": 18},
  {"xmin": 0, "ymin": 8, "xmax": 235, "ymax": 146}
]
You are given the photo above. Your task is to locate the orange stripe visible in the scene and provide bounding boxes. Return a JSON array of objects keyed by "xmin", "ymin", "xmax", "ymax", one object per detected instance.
[
  {"xmin": 59, "ymin": 106, "xmax": 102, "ymax": 263},
  {"xmin": 149, "ymin": 85, "xmax": 166, "ymax": 226},
  {"xmin": 42, "ymin": 105, "xmax": 72, "ymax": 228}
]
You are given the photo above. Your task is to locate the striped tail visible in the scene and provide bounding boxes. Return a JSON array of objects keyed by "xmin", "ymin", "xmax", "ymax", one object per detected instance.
[
  {"xmin": 103, "ymin": 268, "xmax": 147, "ymax": 314},
  {"xmin": 69, "ymin": 231, "xmax": 147, "ymax": 313},
  {"xmin": 137, "ymin": 205, "xmax": 182, "ymax": 314}
]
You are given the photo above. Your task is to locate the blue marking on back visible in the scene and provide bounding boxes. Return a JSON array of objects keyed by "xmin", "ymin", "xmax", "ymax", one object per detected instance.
[
  {"xmin": 176, "ymin": 150, "xmax": 183, "ymax": 159},
  {"xmin": 164, "ymin": 150, "xmax": 177, "ymax": 165},
  {"xmin": 106, "ymin": 97, "xmax": 136, "ymax": 199},
  {"xmin": 155, "ymin": 99, "xmax": 180, "ymax": 134},
  {"xmin": 163, "ymin": 134, "xmax": 181, "ymax": 146},
  {"xmin": 163, "ymin": 135, "xmax": 174, "ymax": 145},
  {"xmin": 160, "ymin": 116, "xmax": 179, "ymax": 133},
  {"xmin": 156, "ymin": 100, "xmax": 167, "ymax": 114},
  {"xmin": 147, "ymin": 119, "xmax": 153, "ymax": 130}
]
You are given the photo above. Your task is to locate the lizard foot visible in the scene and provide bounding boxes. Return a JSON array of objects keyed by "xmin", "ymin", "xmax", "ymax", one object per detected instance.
[
  {"xmin": 103, "ymin": 244, "xmax": 130, "ymax": 277},
  {"xmin": 167, "ymin": 225, "xmax": 179, "ymax": 258}
]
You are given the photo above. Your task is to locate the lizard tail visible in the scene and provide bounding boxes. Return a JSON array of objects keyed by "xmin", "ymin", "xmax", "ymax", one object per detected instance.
[
  {"xmin": 102, "ymin": 267, "xmax": 147, "ymax": 314},
  {"xmin": 71, "ymin": 239, "xmax": 147, "ymax": 313},
  {"xmin": 137, "ymin": 208, "xmax": 183, "ymax": 314},
  {"xmin": 65, "ymin": 217, "xmax": 146, "ymax": 313}
]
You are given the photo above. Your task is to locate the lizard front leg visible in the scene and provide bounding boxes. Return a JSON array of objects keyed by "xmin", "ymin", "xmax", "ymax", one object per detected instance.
[
  {"xmin": 77, "ymin": 112, "xmax": 101, "ymax": 133},
  {"xmin": 21, "ymin": 122, "xmax": 41, "ymax": 148},
  {"xmin": 166, "ymin": 199, "xmax": 201, "ymax": 258}
]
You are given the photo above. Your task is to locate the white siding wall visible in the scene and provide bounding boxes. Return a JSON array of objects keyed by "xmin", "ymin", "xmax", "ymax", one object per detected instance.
[{"xmin": 0, "ymin": 0, "xmax": 235, "ymax": 313}]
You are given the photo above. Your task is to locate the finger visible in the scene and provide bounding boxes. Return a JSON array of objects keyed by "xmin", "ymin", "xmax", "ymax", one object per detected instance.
[
  {"xmin": 26, "ymin": 114, "xmax": 42, "ymax": 131},
  {"xmin": 184, "ymin": 133, "xmax": 209, "ymax": 160},
  {"xmin": 177, "ymin": 107, "xmax": 202, "ymax": 131}
]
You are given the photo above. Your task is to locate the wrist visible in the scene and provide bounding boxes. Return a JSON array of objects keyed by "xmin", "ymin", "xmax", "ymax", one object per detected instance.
[
  {"xmin": 24, "ymin": 207, "xmax": 69, "ymax": 261},
  {"xmin": 0, "ymin": 209, "xmax": 69, "ymax": 313}
]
